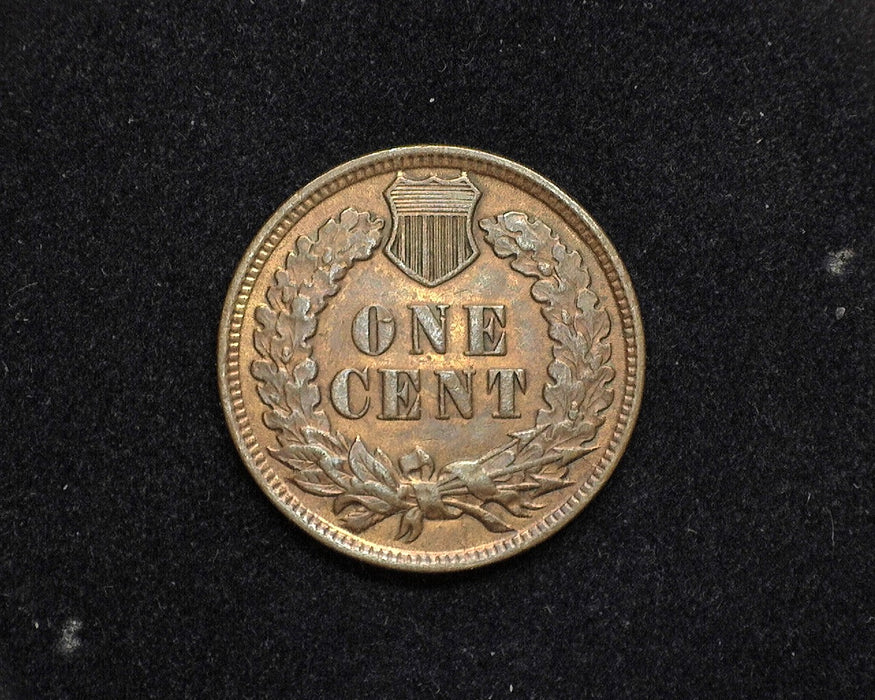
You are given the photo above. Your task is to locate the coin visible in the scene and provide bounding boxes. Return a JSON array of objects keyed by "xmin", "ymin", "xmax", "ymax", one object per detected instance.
[{"xmin": 218, "ymin": 146, "xmax": 644, "ymax": 571}]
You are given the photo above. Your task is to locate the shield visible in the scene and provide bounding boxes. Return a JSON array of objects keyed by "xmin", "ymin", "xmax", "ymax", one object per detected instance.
[{"xmin": 384, "ymin": 172, "xmax": 481, "ymax": 286}]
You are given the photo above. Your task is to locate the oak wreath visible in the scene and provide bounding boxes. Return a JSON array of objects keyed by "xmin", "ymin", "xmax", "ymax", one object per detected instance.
[{"xmin": 251, "ymin": 207, "xmax": 614, "ymax": 542}]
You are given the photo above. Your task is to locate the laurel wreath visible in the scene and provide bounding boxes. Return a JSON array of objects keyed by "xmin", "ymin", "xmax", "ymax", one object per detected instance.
[{"xmin": 252, "ymin": 208, "xmax": 614, "ymax": 542}]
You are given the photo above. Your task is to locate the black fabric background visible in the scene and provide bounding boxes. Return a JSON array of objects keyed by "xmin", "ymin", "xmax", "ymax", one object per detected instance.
[{"xmin": 1, "ymin": 1, "xmax": 872, "ymax": 697}]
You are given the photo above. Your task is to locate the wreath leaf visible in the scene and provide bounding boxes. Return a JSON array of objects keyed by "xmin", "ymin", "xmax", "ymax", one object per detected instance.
[
  {"xmin": 293, "ymin": 480, "xmax": 345, "ymax": 497},
  {"xmin": 445, "ymin": 500, "xmax": 514, "ymax": 533}
]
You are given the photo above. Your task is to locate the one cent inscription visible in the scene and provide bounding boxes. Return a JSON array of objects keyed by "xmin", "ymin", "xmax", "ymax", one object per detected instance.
[
  {"xmin": 333, "ymin": 302, "xmax": 517, "ymax": 421},
  {"xmin": 218, "ymin": 147, "xmax": 644, "ymax": 571}
]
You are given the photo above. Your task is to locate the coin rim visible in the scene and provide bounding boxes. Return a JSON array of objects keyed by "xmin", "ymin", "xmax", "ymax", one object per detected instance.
[{"xmin": 218, "ymin": 145, "xmax": 645, "ymax": 572}]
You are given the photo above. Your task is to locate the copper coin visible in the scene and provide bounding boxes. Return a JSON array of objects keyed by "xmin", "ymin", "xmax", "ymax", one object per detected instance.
[{"xmin": 218, "ymin": 146, "xmax": 644, "ymax": 571}]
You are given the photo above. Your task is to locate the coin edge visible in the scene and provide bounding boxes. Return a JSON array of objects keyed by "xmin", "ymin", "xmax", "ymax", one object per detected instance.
[{"xmin": 217, "ymin": 145, "xmax": 646, "ymax": 572}]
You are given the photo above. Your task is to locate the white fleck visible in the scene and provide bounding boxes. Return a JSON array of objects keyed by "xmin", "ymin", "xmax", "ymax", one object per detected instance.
[
  {"xmin": 63, "ymin": 483, "xmax": 69, "ymax": 491},
  {"xmin": 33, "ymin": 620, "xmax": 39, "ymax": 629},
  {"xmin": 57, "ymin": 618, "xmax": 82, "ymax": 654},
  {"xmin": 827, "ymin": 508, "xmax": 835, "ymax": 547},
  {"xmin": 825, "ymin": 248, "xmax": 855, "ymax": 276},
  {"xmin": 765, "ymin": 203, "xmax": 769, "ymax": 209},
  {"xmin": 7, "ymin": 280, "xmax": 37, "ymax": 308},
  {"xmin": 759, "ymin": 111, "xmax": 764, "ymax": 117},
  {"xmin": 835, "ymin": 307, "xmax": 846, "ymax": 320},
  {"xmin": 429, "ymin": 97, "xmax": 435, "ymax": 103},
  {"xmin": 509, "ymin": 684, "xmax": 514, "ymax": 692}
]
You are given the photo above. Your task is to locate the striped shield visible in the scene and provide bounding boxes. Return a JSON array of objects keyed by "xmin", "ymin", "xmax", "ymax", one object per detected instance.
[{"xmin": 384, "ymin": 172, "xmax": 481, "ymax": 286}]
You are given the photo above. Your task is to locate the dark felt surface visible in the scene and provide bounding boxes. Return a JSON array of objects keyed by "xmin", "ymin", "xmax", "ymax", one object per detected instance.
[{"xmin": 2, "ymin": 1, "xmax": 873, "ymax": 697}]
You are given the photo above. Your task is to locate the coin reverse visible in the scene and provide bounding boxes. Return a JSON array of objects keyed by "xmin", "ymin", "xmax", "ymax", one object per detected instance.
[{"xmin": 218, "ymin": 146, "xmax": 644, "ymax": 571}]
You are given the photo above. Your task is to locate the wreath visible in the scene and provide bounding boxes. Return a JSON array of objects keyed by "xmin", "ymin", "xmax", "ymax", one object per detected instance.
[{"xmin": 252, "ymin": 207, "xmax": 614, "ymax": 542}]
